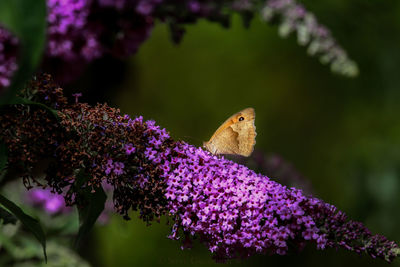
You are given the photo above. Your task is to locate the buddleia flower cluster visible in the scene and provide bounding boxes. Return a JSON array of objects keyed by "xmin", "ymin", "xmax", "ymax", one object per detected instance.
[
  {"xmin": 0, "ymin": 0, "xmax": 358, "ymax": 91},
  {"xmin": 0, "ymin": 74, "xmax": 397, "ymax": 262},
  {"xmin": 234, "ymin": 150, "xmax": 314, "ymax": 194},
  {"xmin": 0, "ymin": 27, "xmax": 18, "ymax": 91},
  {"xmin": 261, "ymin": 0, "xmax": 358, "ymax": 76}
]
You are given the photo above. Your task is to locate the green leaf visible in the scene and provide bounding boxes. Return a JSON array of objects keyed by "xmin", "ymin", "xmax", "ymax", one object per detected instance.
[
  {"xmin": 0, "ymin": 194, "xmax": 47, "ymax": 262},
  {"xmin": 0, "ymin": 206, "xmax": 17, "ymax": 225},
  {"xmin": 0, "ymin": 96, "xmax": 59, "ymax": 120},
  {"xmin": 0, "ymin": 0, "xmax": 47, "ymax": 105},
  {"xmin": 11, "ymin": 96, "xmax": 59, "ymax": 119},
  {"xmin": 74, "ymin": 177, "xmax": 107, "ymax": 248}
]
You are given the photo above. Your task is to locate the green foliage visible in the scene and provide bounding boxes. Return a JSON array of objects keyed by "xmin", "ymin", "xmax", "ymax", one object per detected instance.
[
  {"xmin": 4, "ymin": 96, "xmax": 60, "ymax": 120},
  {"xmin": 0, "ymin": 194, "xmax": 47, "ymax": 262},
  {"xmin": 0, "ymin": 0, "xmax": 46, "ymax": 105},
  {"xmin": 0, "ymin": 206, "xmax": 17, "ymax": 225},
  {"xmin": 0, "ymin": 223, "xmax": 90, "ymax": 267}
]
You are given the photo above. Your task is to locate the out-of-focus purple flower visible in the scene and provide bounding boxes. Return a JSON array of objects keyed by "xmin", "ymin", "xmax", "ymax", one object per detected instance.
[
  {"xmin": 98, "ymin": 196, "xmax": 115, "ymax": 224},
  {"xmin": 26, "ymin": 188, "xmax": 72, "ymax": 214},
  {"xmin": 26, "ymin": 182, "xmax": 115, "ymax": 224},
  {"xmin": 44, "ymin": 195, "xmax": 65, "ymax": 214},
  {"xmin": 46, "ymin": 0, "xmax": 98, "ymax": 61},
  {"xmin": 26, "ymin": 188, "xmax": 115, "ymax": 224},
  {"xmin": 45, "ymin": 0, "xmax": 157, "ymax": 61},
  {"xmin": 0, "ymin": 26, "xmax": 18, "ymax": 92},
  {"xmin": 112, "ymin": 20, "xmax": 153, "ymax": 57},
  {"xmin": 28, "ymin": 188, "xmax": 50, "ymax": 203},
  {"xmin": 0, "ymin": 0, "xmax": 358, "ymax": 86},
  {"xmin": 188, "ymin": 1, "xmax": 201, "ymax": 13},
  {"xmin": 136, "ymin": 1, "xmax": 154, "ymax": 16},
  {"xmin": 261, "ymin": 0, "xmax": 358, "ymax": 77},
  {"xmin": 43, "ymin": 0, "xmax": 155, "ymax": 83},
  {"xmin": 102, "ymin": 179, "xmax": 113, "ymax": 191}
]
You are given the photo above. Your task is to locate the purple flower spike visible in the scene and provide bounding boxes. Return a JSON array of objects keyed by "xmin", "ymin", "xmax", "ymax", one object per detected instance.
[
  {"xmin": 261, "ymin": 0, "xmax": 358, "ymax": 77},
  {"xmin": 147, "ymin": 142, "xmax": 400, "ymax": 262},
  {"xmin": 2, "ymin": 75, "xmax": 397, "ymax": 264}
]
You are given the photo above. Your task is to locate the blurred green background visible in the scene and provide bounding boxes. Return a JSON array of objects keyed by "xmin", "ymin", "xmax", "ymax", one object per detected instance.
[{"xmin": 65, "ymin": 1, "xmax": 400, "ymax": 266}]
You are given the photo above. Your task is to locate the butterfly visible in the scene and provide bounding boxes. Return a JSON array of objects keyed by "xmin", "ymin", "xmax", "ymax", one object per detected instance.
[{"xmin": 203, "ymin": 108, "xmax": 256, "ymax": 157}]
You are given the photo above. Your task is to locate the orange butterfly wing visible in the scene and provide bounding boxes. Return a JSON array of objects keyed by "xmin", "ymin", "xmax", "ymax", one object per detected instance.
[{"xmin": 204, "ymin": 108, "xmax": 256, "ymax": 157}]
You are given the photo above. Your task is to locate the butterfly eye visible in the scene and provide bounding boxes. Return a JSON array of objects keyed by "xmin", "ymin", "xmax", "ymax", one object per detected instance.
[{"xmin": 239, "ymin": 117, "xmax": 244, "ymax": 121}]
